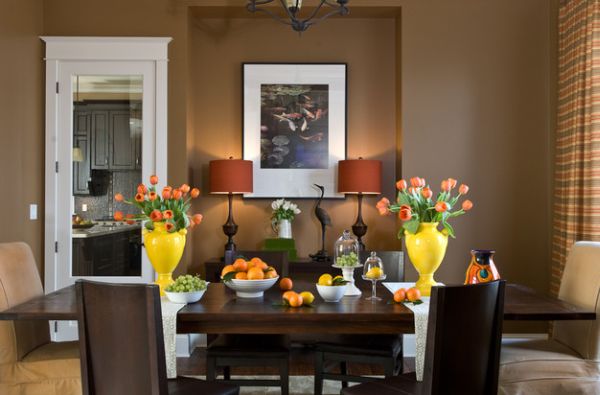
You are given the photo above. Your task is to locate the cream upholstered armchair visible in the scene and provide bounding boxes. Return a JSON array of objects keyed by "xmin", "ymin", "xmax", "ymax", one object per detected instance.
[
  {"xmin": 499, "ymin": 241, "xmax": 600, "ymax": 394},
  {"xmin": 0, "ymin": 242, "xmax": 81, "ymax": 395}
]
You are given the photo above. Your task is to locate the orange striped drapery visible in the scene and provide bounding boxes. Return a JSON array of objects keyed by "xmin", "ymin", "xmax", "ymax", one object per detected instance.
[{"xmin": 552, "ymin": 0, "xmax": 600, "ymax": 295}]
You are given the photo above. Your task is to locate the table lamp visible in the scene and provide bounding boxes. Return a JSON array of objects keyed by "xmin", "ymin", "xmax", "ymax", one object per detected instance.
[
  {"xmin": 338, "ymin": 157, "xmax": 382, "ymax": 250},
  {"xmin": 210, "ymin": 157, "xmax": 253, "ymax": 258}
]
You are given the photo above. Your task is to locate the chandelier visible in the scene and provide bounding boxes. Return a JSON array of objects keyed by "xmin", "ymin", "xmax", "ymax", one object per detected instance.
[{"xmin": 247, "ymin": 0, "xmax": 349, "ymax": 33}]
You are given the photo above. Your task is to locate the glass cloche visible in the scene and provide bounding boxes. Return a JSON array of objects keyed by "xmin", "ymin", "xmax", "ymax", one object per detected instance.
[
  {"xmin": 362, "ymin": 251, "xmax": 386, "ymax": 301},
  {"xmin": 333, "ymin": 230, "xmax": 362, "ymax": 296},
  {"xmin": 334, "ymin": 230, "xmax": 360, "ymax": 268}
]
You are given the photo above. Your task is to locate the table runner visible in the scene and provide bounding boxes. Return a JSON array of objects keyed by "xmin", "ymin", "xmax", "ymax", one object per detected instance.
[
  {"xmin": 383, "ymin": 282, "xmax": 439, "ymax": 382},
  {"xmin": 160, "ymin": 298, "xmax": 186, "ymax": 379}
]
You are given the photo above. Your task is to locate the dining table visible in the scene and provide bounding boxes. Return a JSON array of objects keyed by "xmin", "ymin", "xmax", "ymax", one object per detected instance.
[{"xmin": 0, "ymin": 281, "xmax": 595, "ymax": 331}]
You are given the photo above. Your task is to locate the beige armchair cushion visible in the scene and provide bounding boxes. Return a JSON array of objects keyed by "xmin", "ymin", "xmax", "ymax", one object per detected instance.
[
  {"xmin": 0, "ymin": 242, "xmax": 81, "ymax": 395},
  {"xmin": 499, "ymin": 241, "xmax": 600, "ymax": 394}
]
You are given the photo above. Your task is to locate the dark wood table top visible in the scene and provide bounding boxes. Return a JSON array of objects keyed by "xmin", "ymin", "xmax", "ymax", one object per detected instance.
[{"xmin": 0, "ymin": 282, "xmax": 595, "ymax": 334}]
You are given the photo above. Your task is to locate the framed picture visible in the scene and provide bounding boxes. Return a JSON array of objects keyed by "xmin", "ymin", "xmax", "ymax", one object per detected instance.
[{"xmin": 243, "ymin": 63, "xmax": 347, "ymax": 198}]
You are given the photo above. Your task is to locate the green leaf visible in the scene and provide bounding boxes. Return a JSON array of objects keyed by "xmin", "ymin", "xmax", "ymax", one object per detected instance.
[
  {"xmin": 442, "ymin": 220, "xmax": 455, "ymax": 238},
  {"xmin": 221, "ymin": 271, "xmax": 237, "ymax": 283},
  {"xmin": 332, "ymin": 277, "xmax": 349, "ymax": 286},
  {"xmin": 397, "ymin": 192, "xmax": 411, "ymax": 206},
  {"xmin": 403, "ymin": 219, "xmax": 420, "ymax": 234}
]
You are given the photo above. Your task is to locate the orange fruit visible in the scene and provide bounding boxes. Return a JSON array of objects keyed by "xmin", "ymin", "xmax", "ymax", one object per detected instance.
[
  {"xmin": 247, "ymin": 267, "xmax": 265, "ymax": 280},
  {"xmin": 256, "ymin": 261, "xmax": 269, "ymax": 270},
  {"xmin": 394, "ymin": 288, "xmax": 407, "ymax": 303},
  {"xmin": 247, "ymin": 260, "xmax": 256, "ymax": 269},
  {"xmin": 265, "ymin": 267, "xmax": 278, "ymax": 279},
  {"xmin": 221, "ymin": 265, "xmax": 236, "ymax": 277},
  {"xmin": 279, "ymin": 277, "xmax": 293, "ymax": 291},
  {"xmin": 232, "ymin": 258, "xmax": 248, "ymax": 272},
  {"xmin": 288, "ymin": 293, "xmax": 303, "ymax": 307},
  {"xmin": 235, "ymin": 272, "xmax": 248, "ymax": 280},
  {"xmin": 282, "ymin": 291, "xmax": 296, "ymax": 301},
  {"xmin": 406, "ymin": 287, "xmax": 421, "ymax": 302}
]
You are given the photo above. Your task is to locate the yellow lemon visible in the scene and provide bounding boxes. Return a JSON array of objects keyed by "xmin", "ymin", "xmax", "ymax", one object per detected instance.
[
  {"xmin": 318, "ymin": 273, "xmax": 333, "ymax": 286},
  {"xmin": 366, "ymin": 267, "xmax": 383, "ymax": 279},
  {"xmin": 333, "ymin": 275, "xmax": 343, "ymax": 282},
  {"xmin": 300, "ymin": 291, "xmax": 315, "ymax": 305}
]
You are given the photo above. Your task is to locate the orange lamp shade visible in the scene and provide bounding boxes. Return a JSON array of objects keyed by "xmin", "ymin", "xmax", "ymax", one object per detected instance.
[
  {"xmin": 209, "ymin": 158, "xmax": 253, "ymax": 194},
  {"xmin": 338, "ymin": 159, "xmax": 382, "ymax": 194}
]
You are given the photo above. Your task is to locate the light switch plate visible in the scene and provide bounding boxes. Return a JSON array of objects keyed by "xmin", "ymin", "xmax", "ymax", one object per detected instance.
[{"xmin": 29, "ymin": 204, "xmax": 38, "ymax": 220}]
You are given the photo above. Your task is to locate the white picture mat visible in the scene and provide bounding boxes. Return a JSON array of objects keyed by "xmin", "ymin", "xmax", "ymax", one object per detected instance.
[{"xmin": 243, "ymin": 64, "xmax": 346, "ymax": 198}]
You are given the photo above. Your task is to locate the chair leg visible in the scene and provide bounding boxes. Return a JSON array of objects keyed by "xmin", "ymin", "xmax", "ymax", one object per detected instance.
[
  {"xmin": 384, "ymin": 358, "xmax": 395, "ymax": 378},
  {"xmin": 206, "ymin": 355, "xmax": 216, "ymax": 381},
  {"xmin": 280, "ymin": 357, "xmax": 289, "ymax": 395},
  {"xmin": 396, "ymin": 353, "xmax": 404, "ymax": 375},
  {"xmin": 223, "ymin": 365, "xmax": 231, "ymax": 380},
  {"xmin": 341, "ymin": 361, "xmax": 348, "ymax": 388},
  {"xmin": 314, "ymin": 351, "xmax": 324, "ymax": 395}
]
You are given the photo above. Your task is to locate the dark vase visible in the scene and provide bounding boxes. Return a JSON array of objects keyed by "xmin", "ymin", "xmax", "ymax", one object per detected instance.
[{"xmin": 464, "ymin": 249, "xmax": 501, "ymax": 284}]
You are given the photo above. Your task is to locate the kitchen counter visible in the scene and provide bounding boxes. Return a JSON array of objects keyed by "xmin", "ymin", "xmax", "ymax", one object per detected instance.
[{"xmin": 72, "ymin": 223, "xmax": 141, "ymax": 238}]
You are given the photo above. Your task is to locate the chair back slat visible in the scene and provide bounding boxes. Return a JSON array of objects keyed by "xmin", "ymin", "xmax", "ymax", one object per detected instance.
[
  {"xmin": 76, "ymin": 280, "xmax": 168, "ymax": 395},
  {"xmin": 423, "ymin": 281, "xmax": 505, "ymax": 395}
]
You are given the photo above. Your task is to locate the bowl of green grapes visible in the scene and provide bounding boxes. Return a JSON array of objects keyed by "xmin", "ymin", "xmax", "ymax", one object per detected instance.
[{"xmin": 164, "ymin": 275, "xmax": 208, "ymax": 304}]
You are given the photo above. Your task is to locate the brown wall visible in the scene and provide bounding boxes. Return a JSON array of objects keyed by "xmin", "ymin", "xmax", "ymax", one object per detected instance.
[
  {"xmin": 0, "ymin": 0, "xmax": 44, "ymax": 272},
  {"xmin": 188, "ymin": 17, "xmax": 400, "ymax": 273},
  {"xmin": 400, "ymin": 0, "xmax": 557, "ymax": 298}
]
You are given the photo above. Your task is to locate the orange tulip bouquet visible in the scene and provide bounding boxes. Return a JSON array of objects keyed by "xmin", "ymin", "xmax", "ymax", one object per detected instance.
[
  {"xmin": 376, "ymin": 177, "xmax": 473, "ymax": 238},
  {"xmin": 375, "ymin": 176, "xmax": 474, "ymax": 295},
  {"xmin": 113, "ymin": 175, "xmax": 203, "ymax": 294},
  {"xmin": 113, "ymin": 175, "xmax": 203, "ymax": 232}
]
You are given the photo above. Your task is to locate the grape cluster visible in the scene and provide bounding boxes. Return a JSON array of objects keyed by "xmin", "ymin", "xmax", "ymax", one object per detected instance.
[
  {"xmin": 336, "ymin": 252, "xmax": 359, "ymax": 267},
  {"xmin": 165, "ymin": 274, "xmax": 207, "ymax": 293}
]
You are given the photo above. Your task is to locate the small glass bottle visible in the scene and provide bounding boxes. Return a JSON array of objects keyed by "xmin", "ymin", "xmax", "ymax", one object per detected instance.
[
  {"xmin": 362, "ymin": 251, "xmax": 386, "ymax": 301},
  {"xmin": 333, "ymin": 230, "xmax": 362, "ymax": 296}
]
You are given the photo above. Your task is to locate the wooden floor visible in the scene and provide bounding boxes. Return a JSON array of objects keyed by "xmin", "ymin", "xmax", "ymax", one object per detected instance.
[{"xmin": 178, "ymin": 346, "xmax": 416, "ymax": 376}]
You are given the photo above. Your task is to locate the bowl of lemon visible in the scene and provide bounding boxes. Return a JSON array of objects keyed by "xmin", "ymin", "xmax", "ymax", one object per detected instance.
[
  {"xmin": 164, "ymin": 275, "xmax": 208, "ymax": 304},
  {"xmin": 316, "ymin": 273, "xmax": 348, "ymax": 302}
]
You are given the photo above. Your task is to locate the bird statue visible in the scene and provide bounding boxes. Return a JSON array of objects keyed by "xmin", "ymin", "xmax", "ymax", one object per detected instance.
[{"xmin": 309, "ymin": 184, "xmax": 332, "ymax": 262}]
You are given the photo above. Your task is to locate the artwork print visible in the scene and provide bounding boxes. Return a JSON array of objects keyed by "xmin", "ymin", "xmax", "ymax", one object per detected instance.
[{"xmin": 260, "ymin": 84, "xmax": 329, "ymax": 169}]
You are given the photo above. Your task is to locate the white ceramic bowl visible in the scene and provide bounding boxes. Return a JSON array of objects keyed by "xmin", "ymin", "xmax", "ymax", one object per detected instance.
[
  {"xmin": 316, "ymin": 284, "xmax": 347, "ymax": 302},
  {"xmin": 164, "ymin": 286, "xmax": 208, "ymax": 304},
  {"xmin": 224, "ymin": 276, "xmax": 279, "ymax": 298}
]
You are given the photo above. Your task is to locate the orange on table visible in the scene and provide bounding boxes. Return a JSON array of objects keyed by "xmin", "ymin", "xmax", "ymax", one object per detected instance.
[
  {"xmin": 406, "ymin": 287, "xmax": 421, "ymax": 302},
  {"xmin": 282, "ymin": 291, "xmax": 296, "ymax": 301},
  {"xmin": 221, "ymin": 265, "xmax": 236, "ymax": 277},
  {"xmin": 265, "ymin": 267, "xmax": 278, "ymax": 279},
  {"xmin": 232, "ymin": 258, "xmax": 248, "ymax": 272},
  {"xmin": 247, "ymin": 267, "xmax": 265, "ymax": 280},
  {"xmin": 235, "ymin": 272, "xmax": 248, "ymax": 280},
  {"xmin": 394, "ymin": 288, "xmax": 407, "ymax": 303},
  {"xmin": 279, "ymin": 277, "xmax": 293, "ymax": 291},
  {"xmin": 288, "ymin": 292, "xmax": 303, "ymax": 307}
]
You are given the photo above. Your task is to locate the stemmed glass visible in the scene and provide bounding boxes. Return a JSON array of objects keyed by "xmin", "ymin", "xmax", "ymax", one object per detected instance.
[{"xmin": 362, "ymin": 252, "xmax": 386, "ymax": 301}]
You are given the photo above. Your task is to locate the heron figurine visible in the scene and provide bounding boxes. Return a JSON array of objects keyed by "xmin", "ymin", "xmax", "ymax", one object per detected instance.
[{"xmin": 309, "ymin": 184, "xmax": 332, "ymax": 262}]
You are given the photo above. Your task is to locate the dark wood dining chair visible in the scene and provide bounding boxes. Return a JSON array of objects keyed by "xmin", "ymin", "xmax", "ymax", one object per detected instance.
[
  {"xmin": 75, "ymin": 280, "xmax": 239, "ymax": 395},
  {"xmin": 206, "ymin": 250, "xmax": 290, "ymax": 394},
  {"xmin": 341, "ymin": 280, "xmax": 506, "ymax": 395},
  {"xmin": 313, "ymin": 251, "xmax": 405, "ymax": 394}
]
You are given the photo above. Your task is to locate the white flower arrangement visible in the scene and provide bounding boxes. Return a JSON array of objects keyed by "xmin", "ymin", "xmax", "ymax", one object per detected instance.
[{"xmin": 271, "ymin": 198, "xmax": 301, "ymax": 223}]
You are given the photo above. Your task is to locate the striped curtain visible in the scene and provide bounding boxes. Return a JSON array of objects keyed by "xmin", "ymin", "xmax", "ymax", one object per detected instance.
[{"xmin": 552, "ymin": 0, "xmax": 600, "ymax": 295}]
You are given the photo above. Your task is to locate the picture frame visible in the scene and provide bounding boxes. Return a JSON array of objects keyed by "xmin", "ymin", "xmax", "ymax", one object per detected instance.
[{"xmin": 242, "ymin": 63, "xmax": 347, "ymax": 198}]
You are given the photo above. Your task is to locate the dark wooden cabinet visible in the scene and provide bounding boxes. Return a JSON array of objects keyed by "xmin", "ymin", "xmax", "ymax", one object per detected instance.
[
  {"xmin": 73, "ymin": 134, "xmax": 91, "ymax": 195},
  {"xmin": 109, "ymin": 111, "xmax": 137, "ymax": 170},
  {"xmin": 72, "ymin": 229, "xmax": 141, "ymax": 277},
  {"xmin": 91, "ymin": 110, "xmax": 110, "ymax": 170}
]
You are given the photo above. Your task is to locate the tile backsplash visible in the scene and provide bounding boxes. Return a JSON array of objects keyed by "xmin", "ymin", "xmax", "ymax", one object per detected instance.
[{"xmin": 75, "ymin": 170, "xmax": 141, "ymax": 220}]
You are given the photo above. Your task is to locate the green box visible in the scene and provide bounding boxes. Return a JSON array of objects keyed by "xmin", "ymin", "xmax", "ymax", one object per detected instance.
[{"xmin": 264, "ymin": 238, "xmax": 297, "ymax": 261}]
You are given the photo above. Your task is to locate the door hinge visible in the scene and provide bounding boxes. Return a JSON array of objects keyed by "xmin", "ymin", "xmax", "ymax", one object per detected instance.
[
  {"xmin": 54, "ymin": 241, "xmax": 58, "ymax": 253},
  {"xmin": 54, "ymin": 321, "xmax": 58, "ymax": 332},
  {"xmin": 55, "ymin": 161, "xmax": 59, "ymax": 173},
  {"xmin": 56, "ymin": 82, "xmax": 59, "ymax": 94}
]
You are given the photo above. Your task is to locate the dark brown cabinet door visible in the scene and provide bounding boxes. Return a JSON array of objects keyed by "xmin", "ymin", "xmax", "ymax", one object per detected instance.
[
  {"xmin": 91, "ymin": 111, "xmax": 109, "ymax": 169},
  {"xmin": 109, "ymin": 111, "xmax": 136, "ymax": 170},
  {"xmin": 74, "ymin": 111, "xmax": 90, "ymax": 136},
  {"xmin": 73, "ymin": 134, "xmax": 90, "ymax": 195}
]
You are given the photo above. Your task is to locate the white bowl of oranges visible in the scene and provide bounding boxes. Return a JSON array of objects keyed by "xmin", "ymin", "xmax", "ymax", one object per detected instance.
[
  {"xmin": 221, "ymin": 257, "xmax": 279, "ymax": 298},
  {"xmin": 316, "ymin": 273, "xmax": 348, "ymax": 302}
]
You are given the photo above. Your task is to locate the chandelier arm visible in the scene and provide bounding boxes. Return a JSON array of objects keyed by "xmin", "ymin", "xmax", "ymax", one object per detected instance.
[
  {"xmin": 277, "ymin": 0, "xmax": 300, "ymax": 21},
  {"xmin": 251, "ymin": 0, "xmax": 275, "ymax": 6},
  {"xmin": 251, "ymin": 5, "xmax": 294, "ymax": 26},
  {"xmin": 302, "ymin": 0, "xmax": 328, "ymax": 23}
]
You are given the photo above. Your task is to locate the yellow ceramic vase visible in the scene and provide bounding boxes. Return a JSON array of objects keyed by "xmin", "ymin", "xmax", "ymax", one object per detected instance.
[
  {"xmin": 404, "ymin": 222, "xmax": 448, "ymax": 296},
  {"xmin": 143, "ymin": 223, "xmax": 187, "ymax": 296}
]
